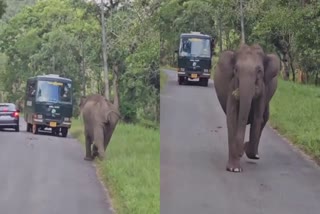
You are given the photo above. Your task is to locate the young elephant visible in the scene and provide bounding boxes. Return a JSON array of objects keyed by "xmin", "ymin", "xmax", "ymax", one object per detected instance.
[
  {"xmin": 214, "ymin": 44, "xmax": 280, "ymax": 173},
  {"xmin": 79, "ymin": 94, "xmax": 120, "ymax": 161}
]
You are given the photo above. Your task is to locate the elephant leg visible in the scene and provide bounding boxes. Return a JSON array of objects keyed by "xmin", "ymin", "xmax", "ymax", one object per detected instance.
[
  {"xmin": 245, "ymin": 101, "xmax": 266, "ymax": 160},
  {"xmin": 226, "ymin": 95, "xmax": 242, "ymax": 172},
  {"xmin": 246, "ymin": 105, "xmax": 269, "ymax": 159},
  {"xmin": 84, "ymin": 134, "xmax": 93, "ymax": 161},
  {"xmin": 92, "ymin": 144, "xmax": 99, "ymax": 158},
  {"xmin": 94, "ymin": 127, "xmax": 106, "ymax": 161}
]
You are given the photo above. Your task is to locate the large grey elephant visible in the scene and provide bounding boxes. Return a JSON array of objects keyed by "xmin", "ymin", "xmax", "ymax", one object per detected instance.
[
  {"xmin": 214, "ymin": 44, "xmax": 280, "ymax": 173},
  {"xmin": 79, "ymin": 94, "xmax": 120, "ymax": 161}
]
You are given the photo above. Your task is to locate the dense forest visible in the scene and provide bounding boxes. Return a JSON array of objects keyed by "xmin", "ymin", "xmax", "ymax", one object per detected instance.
[
  {"xmin": 160, "ymin": 0, "xmax": 320, "ymax": 85},
  {"xmin": 0, "ymin": 0, "xmax": 160, "ymax": 126}
]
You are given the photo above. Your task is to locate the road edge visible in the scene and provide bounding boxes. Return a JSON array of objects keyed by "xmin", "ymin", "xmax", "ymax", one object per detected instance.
[
  {"xmin": 93, "ymin": 161, "xmax": 116, "ymax": 214},
  {"xmin": 69, "ymin": 133, "xmax": 116, "ymax": 214},
  {"xmin": 267, "ymin": 123, "xmax": 320, "ymax": 169}
]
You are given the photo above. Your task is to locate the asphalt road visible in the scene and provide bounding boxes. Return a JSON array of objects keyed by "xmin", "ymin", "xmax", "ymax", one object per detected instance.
[
  {"xmin": 0, "ymin": 119, "xmax": 113, "ymax": 214},
  {"xmin": 160, "ymin": 70, "xmax": 320, "ymax": 214}
]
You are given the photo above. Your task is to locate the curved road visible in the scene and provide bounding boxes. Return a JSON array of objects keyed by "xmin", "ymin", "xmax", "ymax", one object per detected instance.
[
  {"xmin": 0, "ymin": 120, "xmax": 113, "ymax": 214},
  {"xmin": 160, "ymin": 70, "xmax": 320, "ymax": 214}
]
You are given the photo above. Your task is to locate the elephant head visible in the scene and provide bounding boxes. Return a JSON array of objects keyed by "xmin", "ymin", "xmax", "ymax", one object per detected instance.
[{"xmin": 230, "ymin": 44, "xmax": 279, "ymax": 132}]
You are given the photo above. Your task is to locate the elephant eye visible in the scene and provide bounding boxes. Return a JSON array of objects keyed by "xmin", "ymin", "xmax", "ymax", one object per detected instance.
[
  {"xmin": 233, "ymin": 68, "xmax": 238, "ymax": 74},
  {"xmin": 256, "ymin": 66, "xmax": 262, "ymax": 73}
]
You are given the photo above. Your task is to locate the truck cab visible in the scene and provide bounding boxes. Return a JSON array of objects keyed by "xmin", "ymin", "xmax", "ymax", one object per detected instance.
[
  {"xmin": 175, "ymin": 32, "xmax": 215, "ymax": 86},
  {"xmin": 24, "ymin": 74, "xmax": 73, "ymax": 137}
]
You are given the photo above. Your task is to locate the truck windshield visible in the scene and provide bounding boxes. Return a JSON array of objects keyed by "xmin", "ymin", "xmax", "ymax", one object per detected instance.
[
  {"xmin": 36, "ymin": 80, "xmax": 72, "ymax": 103},
  {"xmin": 179, "ymin": 37, "xmax": 211, "ymax": 58}
]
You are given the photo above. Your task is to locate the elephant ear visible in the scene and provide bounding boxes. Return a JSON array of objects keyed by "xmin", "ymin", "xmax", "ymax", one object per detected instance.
[
  {"xmin": 216, "ymin": 50, "xmax": 235, "ymax": 80},
  {"xmin": 264, "ymin": 54, "xmax": 280, "ymax": 83}
]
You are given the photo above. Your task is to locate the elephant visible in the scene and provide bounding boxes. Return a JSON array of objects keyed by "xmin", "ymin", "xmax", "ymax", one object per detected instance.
[
  {"xmin": 213, "ymin": 44, "xmax": 280, "ymax": 173},
  {"xmin": 79, "ymin": 94, "xmax": 120, "ymax": 161}
]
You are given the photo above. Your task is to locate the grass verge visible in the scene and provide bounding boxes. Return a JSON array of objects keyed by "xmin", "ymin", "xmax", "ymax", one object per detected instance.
[
  {"xmin": 160, "ymin": 70, "xmax": 168, "ymax": 91},
  {"xmin": 70, "ymin": 119, "xmax": 160, "ymax": 214},
  {"xmin": 269, "ymin": 78, "xmax": 320, "ymax": 162}
]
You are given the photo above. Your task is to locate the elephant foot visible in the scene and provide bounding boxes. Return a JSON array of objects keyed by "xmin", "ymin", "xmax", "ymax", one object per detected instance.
[
  {"xmin": 244, "ymin": 141, "xmax": 260, "ymax": 160},
  {"xmin": 92, "ymin": 151, "xmax": 99, "ymax": 158},
  {"xmin": 226, "ymin": 160, "xmax": 243, "ymax": 173},
  {"xmin": 84, "ymin": 156, "xmax": 93, "ymax": 161},
  {"xmin": 246, "ymin": 153, "xmax": 260, "ymax": 160}
]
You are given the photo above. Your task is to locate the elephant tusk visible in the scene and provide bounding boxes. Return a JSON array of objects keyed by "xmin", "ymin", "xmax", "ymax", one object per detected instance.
[{"xmin": 232, "ymin": 88, "xmax": 240, "ymax": 100}]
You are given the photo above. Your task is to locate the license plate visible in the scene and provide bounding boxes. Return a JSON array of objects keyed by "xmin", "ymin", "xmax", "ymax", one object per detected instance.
[
  {"xmin": 191, "ymin": 73, "xmax": 197, "ymax": 78},
  {"xmin": 50, "ymin": 122, "xmax": 57, "ymax": 127}
]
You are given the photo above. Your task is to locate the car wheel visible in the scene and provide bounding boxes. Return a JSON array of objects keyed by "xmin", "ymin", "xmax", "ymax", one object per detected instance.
[{"xmin": 15, "ymin": 125, "xmax": 19, "ymax": 132}]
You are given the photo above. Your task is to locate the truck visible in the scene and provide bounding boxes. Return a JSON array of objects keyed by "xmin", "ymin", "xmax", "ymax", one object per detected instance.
[
  {"xmin": 175, "ymin": 32, "xmax": 215, "ymax": 86},
  {"xmin": 24, "ymin": 74, "xmax": 73, "ymax": 137}
]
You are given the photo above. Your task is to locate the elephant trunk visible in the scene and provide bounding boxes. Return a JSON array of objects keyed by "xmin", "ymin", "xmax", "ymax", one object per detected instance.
[{"xmin": 236, "ymin": 77, "xmax": 254, "ymax": 144}]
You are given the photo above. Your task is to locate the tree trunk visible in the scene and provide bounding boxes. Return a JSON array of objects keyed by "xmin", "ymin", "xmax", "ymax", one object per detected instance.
[
  {"xmin": 282, "ymin": 53, "xmax": 290, "ymax": 80},
  {"xmin": 226, "ymin": 29, "xmax": 230, "ymax": 49},
  {"xmin": 288, "ymin": 50, "xmax": 295, "ymax": 82},
  {"xmin": 240, "ymin": 0, "xmax": 245, "ymax": 44},
  {"xmin": 112, "ymin": 65, "xmax": 120, "ymax": 111},
  {"xmin": 100, "ymin": 0, "xmax": 109, "ymax": 100},
  {"xmin": 80, "ymin": 40, "xmax": 86, "ymax": 96},
  {"xmin": 218, "ymin": 14, "xmax": 223, "ymax": 53}
]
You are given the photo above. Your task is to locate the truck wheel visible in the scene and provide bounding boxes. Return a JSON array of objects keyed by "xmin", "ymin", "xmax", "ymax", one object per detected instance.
[
  {"xmin": 61, "ymin": 128, "xmax": 68, "ymax": 138},
  {"xmin": 178, "ymin": 76, "xmax": 184, "ymax": 85},
  {"xmin": 203, "ymin": 78, "xmax": 209, "ymax": 87},
  {"xmin": 52, "ymin": 128, "xmax": 59, "ymax": 136},
  {"xmin": 200, "ymin": 78, "xmax": 208, "ymax": 87}
]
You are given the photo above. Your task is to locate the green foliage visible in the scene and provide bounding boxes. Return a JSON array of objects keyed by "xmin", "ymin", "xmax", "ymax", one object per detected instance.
[
  {"xmin": 269, "ymin": 78, "xmax": 320, "ymax": 161},
  {"xmin": 0, "ymin": 0, "xmax": 36, "ymax": 23}
]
